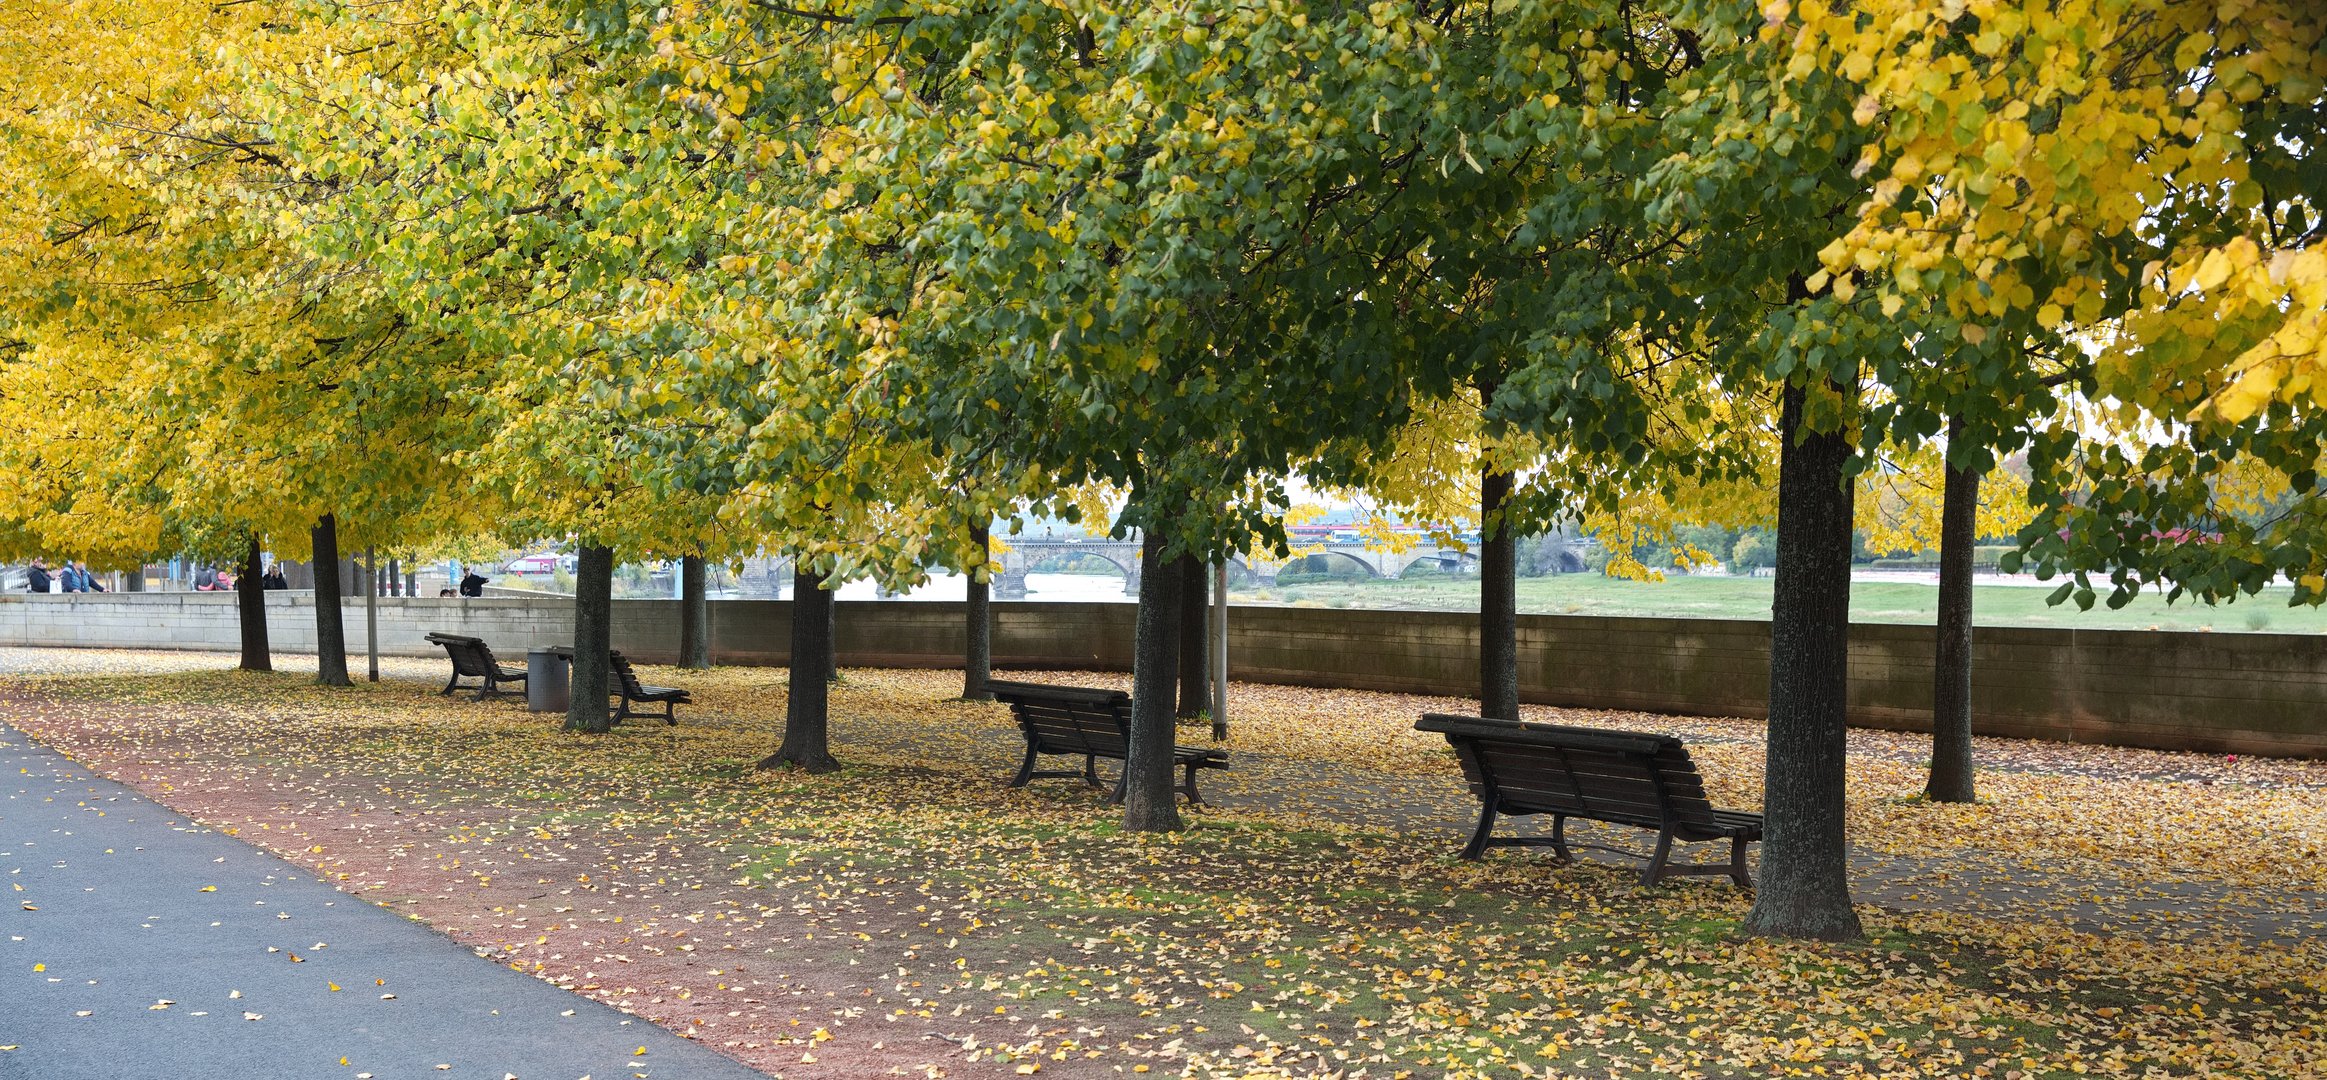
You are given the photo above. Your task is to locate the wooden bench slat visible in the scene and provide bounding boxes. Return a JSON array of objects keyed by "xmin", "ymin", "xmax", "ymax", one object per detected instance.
[
  {"xmin": 1420, "ymin": 713, "xmax": 1760, "ymax": 887},
  {"xmin": 608, "ymin": 651, "xmax": 688, "ymax": 726},
  {"xmin": 993, "ymin": 681, "xmax": 1225, "ymax": 805},
  {"xmin": 427, "ymin": 632, "xmax": 528, "ymax": 701}
]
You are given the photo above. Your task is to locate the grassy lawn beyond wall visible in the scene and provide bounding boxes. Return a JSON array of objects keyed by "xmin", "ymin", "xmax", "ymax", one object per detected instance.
[{"xmin": 1244, "ymin": 573, "xmax": 2327, "ymax": 634}]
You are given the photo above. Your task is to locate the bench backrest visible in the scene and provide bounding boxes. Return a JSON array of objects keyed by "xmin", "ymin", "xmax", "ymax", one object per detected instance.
[
  {"xmin": 426, "ymin": 633, "xmax": 499, "ymax": 677},
  {"xmin": 608, "ymin": 651, "xmax": 646, "ymax": 695},
  {"xmin": 1416, "ymin": 713, "xmax": 1723, "ymax": 834},
  {"xmin": 986, "ymin": 679, "xmax": 1131, "ymax": 758}
]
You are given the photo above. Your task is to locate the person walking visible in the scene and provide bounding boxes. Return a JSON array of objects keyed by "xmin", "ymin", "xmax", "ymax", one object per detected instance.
[{"xmin": 73, "ymin": 562, "xmax": 106, "ymax": 592}]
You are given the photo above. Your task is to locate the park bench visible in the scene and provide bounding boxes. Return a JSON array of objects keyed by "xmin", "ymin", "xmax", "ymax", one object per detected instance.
[
  {"xmin": 1415, "ymin": 713, "xmax": 1761, "ymax": 887},
  {"xmin": 986, "ymin": 679, "xmax": 1228, "ymax": 804},
  {"xmin": 609, "ymin": 650, "xmax": 691, "ymax": 725},
  {"xmin": 424, "ymin": 632, "xmax": 529, "ymax": 701}
]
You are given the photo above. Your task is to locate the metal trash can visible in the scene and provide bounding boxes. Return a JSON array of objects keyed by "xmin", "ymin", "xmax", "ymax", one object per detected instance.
[{"xmin": 526, "ymin": 647, "xmax": 573, "ymax": 713}]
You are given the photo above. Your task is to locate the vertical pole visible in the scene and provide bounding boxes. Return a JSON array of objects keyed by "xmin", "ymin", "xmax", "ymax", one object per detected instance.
[
  {"xmin": 964, "ymin": 522, "xmax": 993, "ymax": 701},
  {"xmin": 1211, "ymin": 560, "xmax": 1228, "ymax": 740},
  {"xmin": 364, "ymin": 545, "xmax": 380, "ymax": 683}
]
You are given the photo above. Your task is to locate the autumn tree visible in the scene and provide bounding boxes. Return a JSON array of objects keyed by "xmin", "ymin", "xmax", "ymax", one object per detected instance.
[
  {"xmin": 0, "ymin": 0, "xmax": 483, "ymax": 677},
  {"xmin": 1782, "ymin": 0, "xmax": 2326, "ymax": 798}
]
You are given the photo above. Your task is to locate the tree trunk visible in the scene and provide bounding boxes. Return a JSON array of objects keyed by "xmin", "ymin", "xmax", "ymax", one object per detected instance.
[
  {"xmin": 363, "ymin": 547, "xmax": 379, "ymax": 683},
  {"xmin": 385, "ymin": 555, "xmax": 400, "ymax": 597},
  {"xmin": 1479, "ymin": 466, "xmax": 1519, "ymax": 720},
  {"xmin": 565, "ymin": 545, "xmax": 616, "ymax": 733},
  {"xmin": 1928, "ymin": 417, "xmax": 1980, "ymax": 803},
  {"xmin": 124, "ymin": 566, "xmax": 145, "ymax": 592},
  {"xmin": 312, "ymin": 515, "xmax": 350, "ymax": 687},
  {"xmin": 762, "ymin": 565, "xmax": 840, "ymax": 772},
  {"xmin": 1122, "ymin": 531, "xmax": 1185, "ymax": 832},
  {"xmin": 236, "ymin": 535, "xmax": 271, "ymax": 672},
  {"xmin": 964, "ymin": 523, "xmax": 993, "ymax": 701},
  {"xmin": 1743, "ymin": 381, "xmax": 1865, "ymax": 942},
  {"xmin": 826, "ymin": 588, "xmax": 840, "ymax": 683},
  {"xmin": 1211, "ymin": 561, "xmax": 1229, "ymax": 741},
  {"xmin": 1175, "ymin": 553, "xmax": 1208, "ymax": 719},
  {"xmin": 404, "ymin": 563, "xmax": 417, "ymax": 599},
  {"xmin": 679, "ymin": 553, "xmax": 711, "ymax": 669}
]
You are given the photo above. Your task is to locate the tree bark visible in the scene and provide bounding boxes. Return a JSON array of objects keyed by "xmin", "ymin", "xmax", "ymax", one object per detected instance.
[
  {"xmin": 1122, "ymin": 531, "xmax": 1185, "ymax": 832},
  {"xmin": 1928, "ymin": 416, "xmax": 1980, "ymax": 803},
  {"xmin": 565, "ymin": 544, "xmax": 616, "ymax": 733},
  {"xmin": 124, "ymin": 566, "xmax": 145, "ymax": 592},
  {"xmin": 312, "ymin": 515, "xmax": 350, "ymax": 687},
  {"xmin": 385, "ymin": 555, "xmax": 400, "ymax": 597},
  {"xmin": 1175, "ymin": 553, "xmax": 1208, "ymax": 719},
  {"xmin": 964, "ymin": 523, "xmax": 993, "ymax": 701},
  {"xmin": 236, "ymin": 535, "xmax": 271, "ymax": 672},
  {"xmin": 363, "ymin": 547, "xmax": 378, "ymax": 683},
  {"xmin": 826, "ymin": 586, "xmax": 840, "ymax": 683},
  {"xmin": 679, "ymin": 553, "xmax": 711, "ymax": 669},
  {"xmin": 1479, "ymin": 466, "xmax": 1519, "ymax": 720},
  {"xmin": 762, "ymin": 565, "xmax": 840, "ymax": 772},
  {"xmin": 1743, "ymin": 382, "xmax": 1865, "ymax": 942}
]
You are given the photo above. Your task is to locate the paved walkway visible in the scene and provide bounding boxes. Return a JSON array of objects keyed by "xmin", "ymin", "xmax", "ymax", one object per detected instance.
[{"xmin": 0, "ymin": 720, "xmax": 768, "ymax": 1080}]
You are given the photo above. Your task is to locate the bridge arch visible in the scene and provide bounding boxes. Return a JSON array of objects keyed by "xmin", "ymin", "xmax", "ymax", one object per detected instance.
[
  {"xmin": 1392, "ymin": 550, "xmax": 1479, "ymax": 578},
  {"xmin": 1276, "ymin": 551, "xmax": 1381, "ymax": 581},
  {"xmin": 1022, "ymin": 549, "xmax": 1138, "ymax": 581}
]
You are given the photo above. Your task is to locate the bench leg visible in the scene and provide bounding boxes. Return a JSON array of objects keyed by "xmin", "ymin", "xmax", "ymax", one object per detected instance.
[
  {"xmin": 1009, "ymin": 743, "xmax": 1040, "ymax": 788},
  {"xmin": 1642, "ymin": 827, "xmax": 1677, "ymax": 886},
  {"xmin": 440, "ymin": 672, "xmax": 460, "ymax": 696},
  {"xmin": 1083, "ymin": 755, "xmax": 1103, "ymax": 790},
  {"xmin": 1178, "ymin": 761, "xmax": 1204, "ymax": 806},
  {"xmin": 1459, "ymin": 804, "xmax": 1498, "ymax": 860},
  {"xmin": 663, "ymin": 701, "xmax": 678, "ymax": 727},
  {"xmin": 1550, "ymin": 815, "xmax": 1573, "ymax": 862},
  {"xmin": 1728, "ymin": 836, "xmax": 1753, "ymax": 888}
]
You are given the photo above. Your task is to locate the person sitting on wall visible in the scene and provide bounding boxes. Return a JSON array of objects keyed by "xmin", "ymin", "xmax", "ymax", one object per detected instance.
[
  {"xmin": 261, "ymin": 564, "xmax": 288, "ymax": 590},
  {"xmin": 193, "ymin": 566, "xmax": 218, "ymax": 590},
  {"xmin": 69, "ymin": 561, "xmax": 104, "ymax": 592},
  {"xmin": 459, "ymin": 570, "xmax": 488, "ymax": 598},
  {"xmin": 25, "ymin": 559, "xmax": 53, "ymax": 593}
]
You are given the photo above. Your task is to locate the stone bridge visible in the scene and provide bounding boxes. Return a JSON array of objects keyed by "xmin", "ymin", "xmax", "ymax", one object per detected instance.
[{"xmin": 991, "ymin": 537, "xmax": 1480, "ymax": 599}]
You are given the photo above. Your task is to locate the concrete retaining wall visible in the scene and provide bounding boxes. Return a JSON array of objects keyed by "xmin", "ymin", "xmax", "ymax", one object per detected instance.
[{"xmin": 1, "ymin": 593, "xmax": 2321, "ymax": 758}]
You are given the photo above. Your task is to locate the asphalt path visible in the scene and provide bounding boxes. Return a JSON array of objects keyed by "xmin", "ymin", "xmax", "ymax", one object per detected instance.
[{"xmin": 0, "ymin": 720, "xmax": 770, "ymax": 1080}]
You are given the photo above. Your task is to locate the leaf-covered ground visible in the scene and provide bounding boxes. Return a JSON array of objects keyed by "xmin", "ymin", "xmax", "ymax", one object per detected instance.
[{"xmin": 2, "ymin": 647, "xmax": 2322, "ymax": 1078}]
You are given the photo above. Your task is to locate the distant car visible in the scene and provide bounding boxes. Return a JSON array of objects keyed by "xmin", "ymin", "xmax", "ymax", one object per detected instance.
[{"xmin": 504, "ymin": 552, "xmax": 563, "ymax": 575}]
